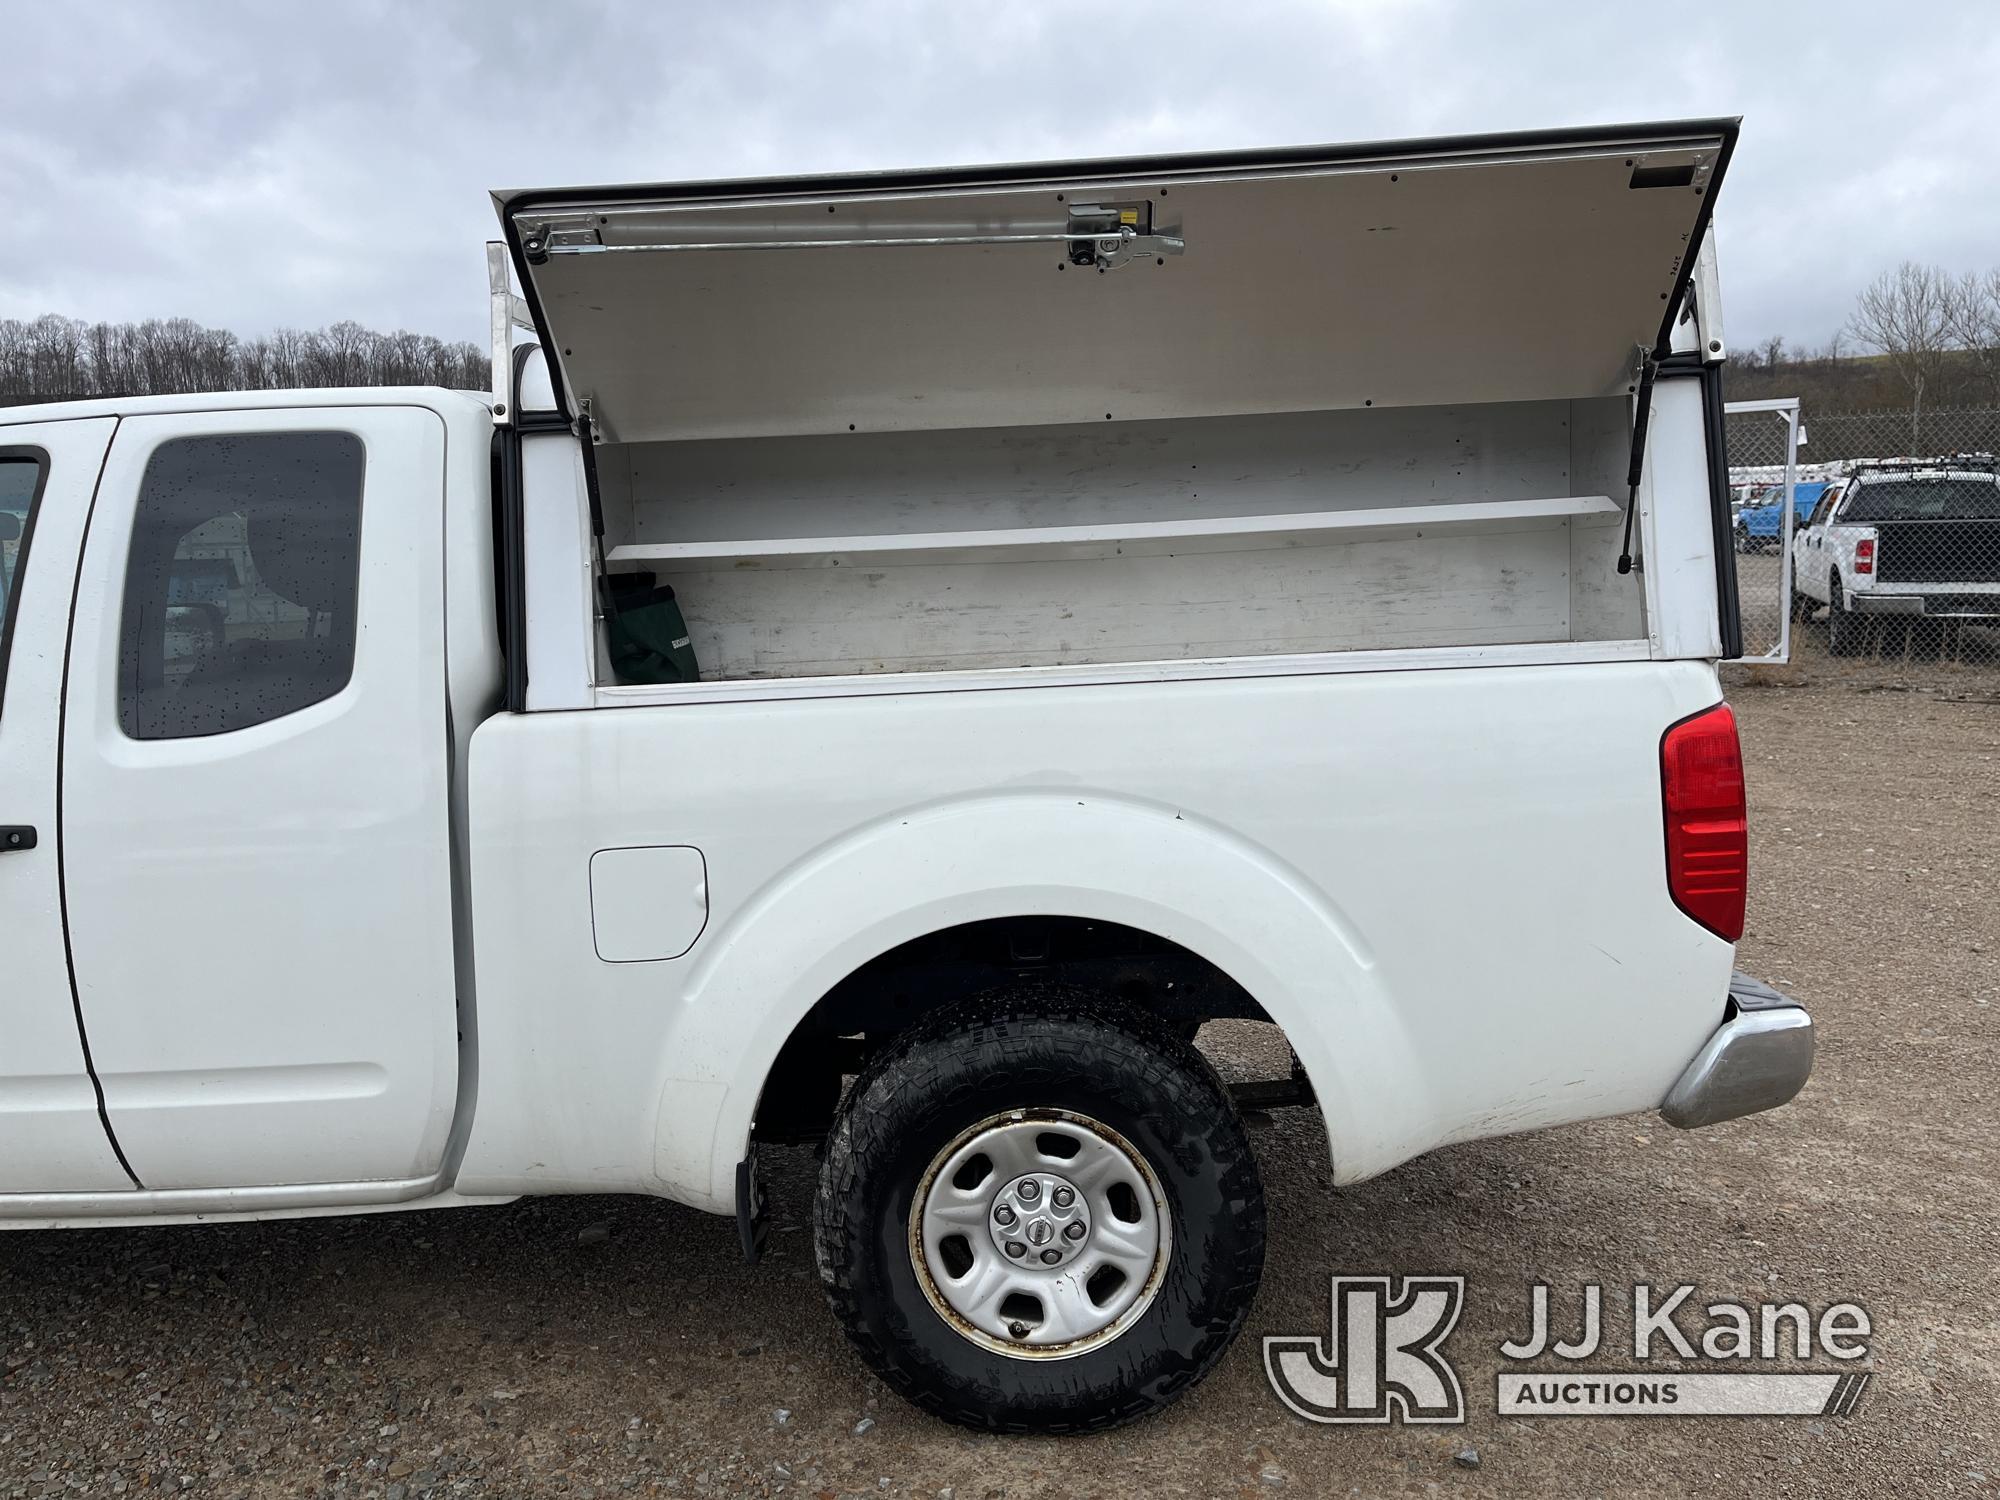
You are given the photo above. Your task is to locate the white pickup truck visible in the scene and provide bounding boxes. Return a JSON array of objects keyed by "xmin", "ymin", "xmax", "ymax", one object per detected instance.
[
  {"xmin": 1791, "ymin": 457, "xmax": 2000, "ymax": 654},
  {"xmin": 0, "ymin": 120, "xmax": 1810, "ymax": 1431}
]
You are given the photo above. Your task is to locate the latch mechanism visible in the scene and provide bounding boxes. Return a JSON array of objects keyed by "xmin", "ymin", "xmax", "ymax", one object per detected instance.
[{"xmin": 1065, "ymin": 202, "xmax": 1184, "ymax": 271}]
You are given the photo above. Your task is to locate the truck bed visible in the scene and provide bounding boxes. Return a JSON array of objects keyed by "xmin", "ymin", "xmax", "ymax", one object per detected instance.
[{"xmin": 1875, "ymin": 519, "xmax": 2000, "ymax": 585}]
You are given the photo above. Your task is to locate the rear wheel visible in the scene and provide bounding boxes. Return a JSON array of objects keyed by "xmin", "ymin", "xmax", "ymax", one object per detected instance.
[
  {"xmin": 1827, "ymin": 577, "xmax": 1865, "ymax": 657},
  {"xmin": 813, "ymin": 991, "xmax": 1265, "ymax": 1432},
  {"xmin": 1904, "ymin": 617, "xmax": 1942, "ymax": 661}
]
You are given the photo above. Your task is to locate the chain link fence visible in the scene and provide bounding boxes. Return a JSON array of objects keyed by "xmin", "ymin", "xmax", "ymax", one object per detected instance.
[
  {"xmin": 1729, "ymin": 407, "xmax": 2000, "ymax": 467},
  {"xmin": 1728, "ymin": 404, "xmax": 2000, "ymax": 672},
  {"xmin": 1723, "ymin": 401, "xmax": 1801, "ymax": 661}
]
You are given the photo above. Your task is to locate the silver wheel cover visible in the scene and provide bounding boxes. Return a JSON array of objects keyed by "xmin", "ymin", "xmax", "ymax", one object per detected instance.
[{"xmin": 908, "ymin": 1108, "xmax": 1172, "ymax": 1360}]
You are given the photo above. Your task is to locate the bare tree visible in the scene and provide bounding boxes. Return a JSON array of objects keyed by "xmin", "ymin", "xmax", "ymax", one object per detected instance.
[
  {"xmin": 319, "ymin": 320, "xmax": 376, "ymax": 387},
  {"xmin": 236, "ymin": 335, "xmax": 275, "ymax": 390},
  {"xmin": 0, "ymin": 321, "xmax": 26, "ymax": 397},
  {"xmin": 1945, "ymin": 267, "xmax": 2000, "ymax": 406},
  {"xmin": 86, "ymin": 321, "xmax": 136, "ymax": 396},
  {"xmin": 27, "ymin": 315, "xmax": 87, "ymax": 396},
  {"xmin": 267, "ymin": 326, "xmax": 310, "ymax": 389},
  {"xmin": 134, "ymin": 318, "xmax": 211, "ymax": 396},
  {"xmin": 1847, "ymin": 262, "xmax": 1958, "ymax": 447}
]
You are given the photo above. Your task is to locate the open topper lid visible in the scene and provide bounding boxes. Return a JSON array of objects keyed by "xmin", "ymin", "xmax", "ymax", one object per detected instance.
[{"xmin": 497, "ymin": 119, "xmax": 1734, "ymax": 444}]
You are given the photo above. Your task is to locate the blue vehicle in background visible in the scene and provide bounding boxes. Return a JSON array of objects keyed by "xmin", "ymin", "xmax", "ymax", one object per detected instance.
[{"xmin": 1736, "ymin": 480, "xmax": 1828, "ymax": 552}]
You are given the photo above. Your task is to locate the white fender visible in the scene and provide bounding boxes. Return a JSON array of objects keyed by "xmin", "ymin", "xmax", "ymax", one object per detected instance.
[{"xmin": 649, "ymin": 792, "xmax": 1433, "ymax": 1211}]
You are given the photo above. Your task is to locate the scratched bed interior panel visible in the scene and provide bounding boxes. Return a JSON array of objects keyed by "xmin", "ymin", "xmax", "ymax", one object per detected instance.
[
  {"xmin": 1567, "ymin": 395, "xmax": 1647, "ymax": 642},
  {"xmin": 611, "ymin": 402, "xmax": 1578, "ymax": 544},
  {"xmin": 651, "ymin": 523, "xmax": 1571, "ymax": 680},
  {"xmin": 592, "ymin": 397, "xmax": 1645, "ymax": 681}
]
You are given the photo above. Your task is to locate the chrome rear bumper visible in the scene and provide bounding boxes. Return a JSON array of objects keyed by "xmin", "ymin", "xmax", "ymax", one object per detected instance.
[
  {"xmin": 1852, "ymin": 592, "xmax": 2000, "ymax": 619},
  {"xmin": 1850, "ymin": 593, "xmax": 1924, "ymax": 615},
  {"xmin": 1661, "ymin": 973, "xmax": 1813, "ymax": 1130}
]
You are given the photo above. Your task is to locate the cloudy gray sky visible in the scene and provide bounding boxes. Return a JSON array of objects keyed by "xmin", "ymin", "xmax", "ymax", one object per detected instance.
[{"xmin": 3, "ymin": 0, "xmax": 1994, "ymax": 353}]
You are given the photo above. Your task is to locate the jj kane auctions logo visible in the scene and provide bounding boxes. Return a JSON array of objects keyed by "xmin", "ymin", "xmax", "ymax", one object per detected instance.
[{"xmin": 1266, "ymin": 1278, "xmax": 1873, "ymax": 1422}]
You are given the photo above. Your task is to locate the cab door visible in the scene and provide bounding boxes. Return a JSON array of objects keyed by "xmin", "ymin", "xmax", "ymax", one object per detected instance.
[
  {"xmin": 1794, "ymin": 486, "xmax": 1837, "ymax": 601},
  {"xmin": 59, "ymin": 407, "xmax": 459, "ymax": 1191},
  {"xmin": 0, "ymin": 419, "xmax": 133, "ymax": 1192}
]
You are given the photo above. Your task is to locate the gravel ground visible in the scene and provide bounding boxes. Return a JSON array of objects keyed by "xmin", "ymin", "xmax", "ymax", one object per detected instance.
[{"xmin": 4, "ymin": 635, "xmax": 1996, "ymax": 1498}]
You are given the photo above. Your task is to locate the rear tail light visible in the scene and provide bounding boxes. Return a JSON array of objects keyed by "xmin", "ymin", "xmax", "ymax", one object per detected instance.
[
  {"xmin": 1660, "ymin": 703, "xmax": 1747, "ymax": 942},
  {"xmin": 1854, "ymin": 537, "xmax": 1875, "ymax": 575}
]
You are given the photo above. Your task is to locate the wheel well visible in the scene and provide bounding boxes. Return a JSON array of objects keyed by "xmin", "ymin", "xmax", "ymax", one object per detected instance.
[{"xmin": 752, "ymin": 916, "xmax": 1274, "ymax": 1144}]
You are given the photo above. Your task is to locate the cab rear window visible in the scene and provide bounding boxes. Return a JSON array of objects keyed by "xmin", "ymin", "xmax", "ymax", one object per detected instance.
[
  {"xmin": 118, "ymin": 432, "xmax": 365, "ymax": 740},
  {"xmin": 1840, "ymin": 478, "xmax": 2000, "ymax": 523},
  {"xmin": 0, "ymin": 451, "xmax": 49, "ymax": 719}
]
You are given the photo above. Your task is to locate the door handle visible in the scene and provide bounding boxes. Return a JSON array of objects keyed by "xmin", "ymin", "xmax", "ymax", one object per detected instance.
[{"xmin": 0, "ymin": 826, "xmax": 37, "ymax": 853}]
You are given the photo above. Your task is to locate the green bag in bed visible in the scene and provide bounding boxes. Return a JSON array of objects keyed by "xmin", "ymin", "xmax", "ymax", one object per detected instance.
[{"xmin": 602, "ymin": 572, "xmax": 700, "ymax": 685}]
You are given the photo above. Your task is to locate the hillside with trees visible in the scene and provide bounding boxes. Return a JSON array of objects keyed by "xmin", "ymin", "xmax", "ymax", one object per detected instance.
[
  {"xmin": 0, "ymin": 314, "xmax": 485, "ymax": 405},
  {"xmin": 1725, "ymin": 263, "xmax": 2000, "ymax": 438},
  {"xmin": 5, "ymin": 261, "xmax": 1997, "ymax": 434}
]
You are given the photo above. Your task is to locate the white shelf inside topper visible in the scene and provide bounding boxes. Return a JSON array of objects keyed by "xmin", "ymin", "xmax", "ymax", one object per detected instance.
[{"xmin": 606, "ymin": 494, "xmax": 1619, "ymax": 571}]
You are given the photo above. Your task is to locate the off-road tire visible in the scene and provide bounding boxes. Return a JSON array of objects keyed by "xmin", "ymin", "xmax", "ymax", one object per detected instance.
[
  {"xmin": 1828, "ymin": 577, "xmax": 1864, "ymax": 657},
  {"xmin": 1910, "ymin": 618, "xmax": 1945, "ymax": 662},
  {"xmin": 813, "ymin": 987, "xmax": 1266, "ymax": 1433}
]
